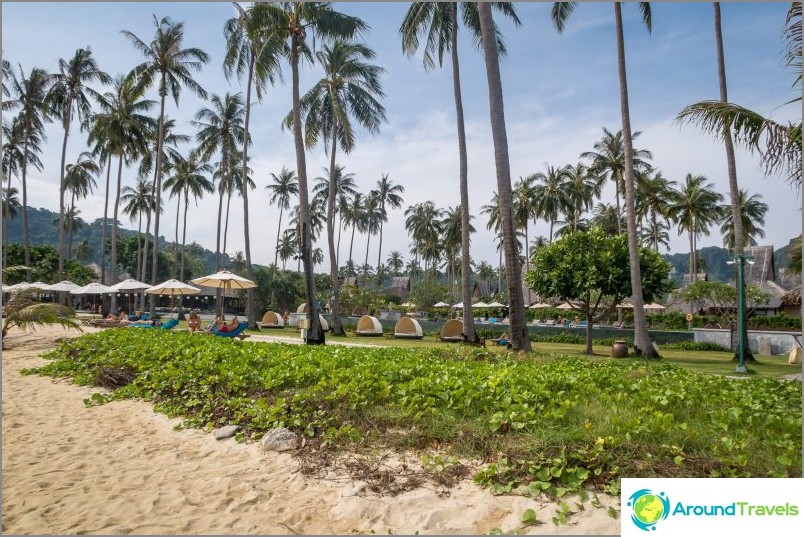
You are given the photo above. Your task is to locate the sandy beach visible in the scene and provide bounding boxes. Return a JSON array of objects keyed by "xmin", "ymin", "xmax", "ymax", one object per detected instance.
[{"xmin": 2, "ymin": 325, "xmax": 620, "ymax": 535}]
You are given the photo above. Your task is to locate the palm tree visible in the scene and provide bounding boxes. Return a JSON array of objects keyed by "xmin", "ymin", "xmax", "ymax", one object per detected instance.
[
  {"xmin": 266, "ymin": 166, "xmax": 299, "ymax": 270},
  {"xmin": 677, "ymin": 3, "xmax": 801, "ymax": 185},
  {"xmin": 590, "ymin": 202, "xmax": 623, "ymax": 236},
  {"xmin": 2, "ymin": 289, "xmax": 80, "ymax": 349},
  {"xmin": 120, "ymin": 178, "xmax": 154, "ymax": 289},
  {"xmin": 224, "ymin": 2, "xmax": 286, "ymax": 328},
  {"xmin": 286, "ymin": 38, "xmax": 386, "ymax": 335},
  {"xmin": 2, "ymin": 117, "xmax": 42, "ymax": 268},
  {"xmin": 553, "ymin": 1, "xmax": 657, "ymax": 358},
  {"xmin": 2, "ymin": 58, "xmax": 11, "ymax": 99},
  {"xmin": 259, "ymin": 2, "xmax": 366, "ymax": 345},
  {"xmin": 477, "ymin": 3, "xmax": 530, "ymax": 351},
  {"xmin": 62, "ymin": 151, "xmax": 100, "ymax": 261},
  {"xmin": 122, "ymin": 15, "xmax": 209, "ymax": 312},
  {"xmin": 511, "ymin": 175, "xmax": 537, "ymax": 298},
  {"xmin": 312, "ymin": 164, "xmax": 357, "ymax": 268},
  {"xmin": 2, "ymin": 186, "xmax": 20, "ymax": 257},
  {"xmin": 360, "ymin": 190, "xmax": 383, "ymax": 275},
  {"xmin": 386, "ymin": 250, "xmax": 404, "ymax": 276},
  {"xmin": 719, "ymin": 189, "xmax": 768, "ymax": 249},
  {"xmin": 5, "ymin": 65, "xmax": 52, "ymax": 281},
  {"xmin": 192, "ymin": 92, "xmax": 245, "ymax": 271},
  {"xmin": 47, "ymin": 47, "xmax": 111, "ymax": 278},
  {"xmin": 343, "ymin": 192, "xmax": 366, "ymax": 277},
  {"xmin": 373, "ymin": 174, "xmax": 404, "ymax": 287},
  {"xmin": 277, "ymin": 229, "xmax": 296, "ymax": 270},
  {"xmin": 580, "ymin": 128, "xmax": 652, "ymax": 234},
  {"xmin": 401, "ymin": 1, "xmax": 520, "ymax": 342},
  {"xmin": 441, "ymin": 205, "xmax": 475, "ymax": 300},
  {"xmin": 404, "ymin": 201, "xmax": 444, "ymax": 276},
  {"xmin": 533, "ymin": 164, "xmax": 572, "ymax": 244},
  {"xmin": 564, "ymin": 162, "xmax": 604, "ymax": 233},
  {"xmin": 89, "ymin": 74, "xmax": 155, "ymax": 293},
  {"xmin": 480, "ymin": 191, "xmax": 505, "ymax": 296},
  {"xmin": 666, "ymin": 173, "xmax": 724, "ymax": 280},
  {"xmin": 636, "ymin": 169, "xmax": 676, "ymax": 251}
]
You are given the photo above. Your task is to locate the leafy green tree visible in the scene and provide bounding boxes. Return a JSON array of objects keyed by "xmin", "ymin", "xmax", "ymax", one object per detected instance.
[
  {"xmin": 408, "ymin": 277, "xmax": 450, "ymax": 312},
  {"xmin": 527, "ymin": 227, "xmax": 672, "ymax": 355},
  {"xmin": 3, "ymin": 243, "xmax": 97, "ymax": 285}
]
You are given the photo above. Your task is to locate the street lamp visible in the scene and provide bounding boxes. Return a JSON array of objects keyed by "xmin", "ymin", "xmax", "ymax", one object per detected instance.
[{"xmin": 727, "ymin": 254, "xmax": 755, "ymax": 373}]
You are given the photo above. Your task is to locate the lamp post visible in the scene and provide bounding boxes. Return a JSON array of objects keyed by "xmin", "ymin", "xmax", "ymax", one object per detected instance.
[{"xmin": 728, "ymin": 254, "xmax": 755, "ymax": 373}]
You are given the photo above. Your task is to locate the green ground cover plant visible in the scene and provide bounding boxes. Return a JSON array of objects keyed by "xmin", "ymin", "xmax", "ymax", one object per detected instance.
[{"xmin": 26, "ymin": 329, "xmax": 802, "ymax": 499}]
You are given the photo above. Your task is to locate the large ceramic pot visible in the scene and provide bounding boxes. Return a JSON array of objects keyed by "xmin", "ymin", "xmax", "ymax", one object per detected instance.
[{"xmin": 611, "ymin": 340, "xmax": 628, "ymax": 358}]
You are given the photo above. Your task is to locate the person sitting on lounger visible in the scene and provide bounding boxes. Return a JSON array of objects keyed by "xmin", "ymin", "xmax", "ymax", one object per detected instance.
[
  {"xmin": 218, "ymin": 316, "xmax": 239, "ymax": 333},
  {"xmin": 205, "ymin": 316, "xmax": 223, "ymax": 332},
  {"xmin": 187, "ymin": 311, "xmax": 201, "ymax": 332}
]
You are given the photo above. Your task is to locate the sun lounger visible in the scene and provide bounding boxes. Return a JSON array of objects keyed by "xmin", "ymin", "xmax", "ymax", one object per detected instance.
[
  {"xmin": 355, "ymin": 315, "xmax": 383, "ymax": 337},
  {"xmin": 394, "ymin": 317, "xmax": 423, "ymax": 339},
  {"xmin": 258, "ymin": 311, "xmax": 284, "ymax": 329},
  {"xmin": 211, "ymin": 321, "xmax": 250, "ymax": 340},
  {"xmin": 128, "ymin": 318, "xmax": 178, "ymax": 330},
  {"xmin": 440, "ymin": 319, "xmax": 463, "ymax": 342}
]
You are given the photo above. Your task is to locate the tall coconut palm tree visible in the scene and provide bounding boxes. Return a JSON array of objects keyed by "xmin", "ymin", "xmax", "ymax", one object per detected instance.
[
  {"xmin": 553, "ymin": 1, "xmax": 657, "ymax": 358},
  {"xmin": 2, "ymin": 186, "xmax": 20, "ymax": 261},
  {"xmin": 47, "ymin": 47, "xmax": 111, "ymax": 278},
  {"xmin": 386, "ymin": 250, "xmax": 404, "ymax": 276},
  {"xmin": 343, "ymin": 192, "xmax": 366, "ymax": 277},
  {"xmin": 312, "ymin": 164, "xmax": 357, "ymax": 270},
  {"xmin": 5, "ymin": 65, "xmax": 52, "ymax": 281},
  {"xmin": 2, "ymin": 117, "xmax": 42, "ymax": 268},
  {"xmin": 277, "ymin": 229, "xmax": 296, "ymax": 270},
  {"xmin": 360, "ymin": 190, "xmax": 383, "ymax": 274},
  {"xmin": 224, "ymin": 2, "xmax": 287, "ymax": 327},
  {"xmin": 62, "ymin": 151, "xmax": 100, "ymax": 261},
  {"xmin": 373, "ymin": 174, "xmax": 404, "ymax": 288},
  {"xmin": 2, "ymin": 58, "xmax": 12, "ymax": 99},
  {"xmin": 441, "ymin": 205, "xmax": 475, "ymax": 300},
  {"xmin": 636, "ymin": 169, "xmax": 676, "ymax": 251},
  {"xmin": 266, "ymin": 166, "xmax": 299, "ymax": 270},
  {"xmin": 477, "ymin": 3, "xmax": 530, "ymax": 351},
  {"xmin": 532, "ymin": 164, "xmax": 572, "ymax": 244},
  {"xmin": 579, "ymin": 128, "xmax": 652, "ymax": 234},
  {"xmin": 564, "ymin": 162, "xmax": 604, "ymax": 233},
  {"xmin": 666, "ymin": 173, "xmax": 724, "ymax": 279},
  {"xmin": 286, "ymin": 38, "xmax": 386, "ymax": 334},
  {"xmin": 258, "ymin": 2, "xmax": 366, "ymax": 345},
  {"xmin": 192, "ymin": 92, "xmax": 245, "ymax": 271},
  {"xmin": 480, "ymin": 191, "xmax": 505, "ymax": 297},
  {"xmin": 719, "ymin": 189, "xmax": 768, "ymax": 249},
  {"xmin": 590, "ymin": 202, "xmax": 623, "ymax": 236},
  {"xmin": 512, "ymin": 175, "xmax": 537, "ymax": 299},
  {"xmin": 404, "ymin": 201, "xmax": 444, "ymax": 275},
  {"xmin": 401, "ymin": 1, "xmax": 520, "ymax": 342},
  {"xmin": 89, "ymin": 74, "xmax": 155, "ymax": 293},
  {"xmin": 122, "ymin": 15, "xmax": 209, "ymax": 312},
  {"xmin": 120, "ymin": 178, "xmax": 154, "ymax": 289}
]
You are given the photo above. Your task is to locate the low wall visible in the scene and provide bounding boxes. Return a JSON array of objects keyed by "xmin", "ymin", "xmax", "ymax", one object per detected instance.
[
  {"xmin": 323, "ymin": 315, "xmax": 692, "ymax": 344},
  {"xmin": 693, "ymin": 328, "xmax": 802, "ymax": 356}
]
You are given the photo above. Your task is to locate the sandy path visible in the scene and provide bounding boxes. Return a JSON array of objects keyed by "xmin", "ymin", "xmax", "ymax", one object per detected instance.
[{"xmin": 1, "ymin": 325, "xmax": 620, "ymax": 535}]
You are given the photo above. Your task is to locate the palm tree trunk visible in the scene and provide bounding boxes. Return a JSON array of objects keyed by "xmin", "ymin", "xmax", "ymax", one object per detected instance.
[
  {"xmin": 139, "ymin": 207, "xmax": 152, "ymax": 309},
  {"xmin": 149, "ymin": 86, "xmax": 167, "ymax": 317},
  {"xmin": 21, "ymin": 132, "xmax": 31, "ymax": 282},
  {"xmin": 478, "ymin": 3, "xmax": 530, "ymax": 351},
  {"xmin": 652, "ymin": 210, "xmax": 659, "ymax": 251},
  {"xmin": 67, "ymin": 193, "xmax": 76, "ymax": 262},
  {"xmin": 216, "ymin": 179, "xmax": 225, "ymax": 270},
  {"xmin": 614, "ymin": 175, "xmax": 622, "ymax": 234},
  {"xmin": 363, "ymin": 231, "xmax": 371, "ymax": 271},
  {"xmin": 614, "ymin": 1, "xmax": 655, "ymax": 358},
  {"xmin": 110, "ymin": 154, "xmax": 124, "ymax": 312},
  {"xmin": 100, "ymin": 156, "xmax": 111, "ymax": 284},
  {"xmin": 336, "ymin": 213, "xmax": 343, "ymax": 268},
  {"xmin": 497, "ymin": 242, "xmax": 502, "ymax": 296},
  {"xmin": 242, "ymin": 54, "xmax": 256, "ymax": 328},
  {"xmin": 3, "ymin": 171, "xmax": 11, "ymax": 269},
  {"xmin": 452, "ymin": 2, "xmax": 475, "ymax": 341},
  {"xmin": 274, "ymin": 206, "xmax": 284, "ymax": 269},
  {"xmin": 223, "ymin": 190, "xmax": 232, "ymax": 259},
  {"xmin": 348, "ymin": 222, "xmax": 356, "ymax": 277},
  {"xmin": 525, "ymin": 224, "xmax": 532, "ymax": 304},
  {"xmin": 327, "ymin": 123, "xmax": 344, "ymax": 335},
  {"xmin": 688, "ymin": 231, "xmax": 695, "ymax": 281},
  {"xmin": 291, "ymin": 36, "xmax": 322, "ymax": 344},
  {"xmin": 135, "ymin": 212, "xmax": 143, "ymax": 289},
  {"xmin": 376, "ymin": 216, "xmax": 384, "ymax": 288},
  {"xmin": 180, "ymin": 191, "xmax": 189, "ymax": 282},
  {"xmin": 57, "ymin": 106, "xmax": 72, "ymax": 280}
]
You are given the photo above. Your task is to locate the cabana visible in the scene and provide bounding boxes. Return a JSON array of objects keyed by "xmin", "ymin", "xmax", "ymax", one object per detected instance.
[
  {"xmin": 393, "ymin": 317, "xmax": 423, "ymax": 339},
  {"xmin": 258, "ymin": 311, "xmax": 284, "ymax": 329},
  {"xmin": 440, "ymin": 319, "xmax": 463, "ymax": 342},
  {"xmin": 355, "ymin": 315, "xmax": 383, "ymax": 337},
  {"xmin": 296, "ymin": 303, "xmax": 307, "ymax": 313}
]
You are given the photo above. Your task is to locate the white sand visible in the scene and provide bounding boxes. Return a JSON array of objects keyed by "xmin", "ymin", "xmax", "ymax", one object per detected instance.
[{"xmin": 1, "ymin": 325, "xmax": 620, "ymax": 535}]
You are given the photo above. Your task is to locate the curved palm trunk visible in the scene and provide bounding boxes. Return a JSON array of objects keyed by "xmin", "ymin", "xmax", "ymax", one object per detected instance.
[
  {"xmin": 363, "ymin": 232, "xmax": 371, "ymax": 270},
  {"xmin": 327, "ymin": 124, "xmax": 344, "ymax": 335},
  {"xmin": 57, "ymin": 105, "xmax": 72, "ymax": 280},
  {"xmin": 180, "ymin": 190, "xmax": 189, "ymax": 282},
  {"xmin": 452, "ymin": 2, "xmax": 475, "ymax": 341},
  {"xmin": 67, "ymin": 193, "xmax": 76, "ymax": 262},
  {"xmin": 110, "ymin": 154, "xmax": 124, "ymax": 312},
  {"xmin": 336, "ymin": 213, "xmax": 343, "ymax": 268},
  {"xmin": 215, "ymin": 173, "xmax": 225, "ymax": 317},
  {"xmin": 21, "ymin": 132, "xmax": 31, "ymax": 282},
  {"xmin": 348, "ymin": 222, "xmax": 357, "ymax": 277},
  {"xmin": 478, "ymin": 3, "xmax": 530, "ymax": 351},
  {"xmin": 376, "ymin": 215, "xmax": 384, "ymax": 288},
  {"xmin": 173, "ymin": 193, "xmax": 185, "ymax": 320},
  {"xmin": 223, "ymin": 189, "xmax": 232, "ymax": 258},
  {"xmin": 291, "ymin": 38, "xmax": 323, "ymax": 345},
  {"xmin": 242, "ymin": 56, "xmax": 257, "ymax": 328},
  {"xmin": 101, "ymin": 155, "xmax": 112, "ymax": 284},
  {"xmin": 149, "ymin": 85, "xmax": 167, "ymax": 317},
  {"xmin": 714, "ymin": 1, "xmax": 753, "ymax": 363},
  {"xmin": 274, "ymin": 206, "xmax": 284, "ymax": 269},
  {"xmin": 614, "ymin": 2, "xmax": 656, "ymax": 358}
]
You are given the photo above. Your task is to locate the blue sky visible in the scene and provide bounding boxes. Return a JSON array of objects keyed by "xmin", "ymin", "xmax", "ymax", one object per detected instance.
[{"xmin": 2, "ymin": 1, "xmax": 800, "ymax": 272}]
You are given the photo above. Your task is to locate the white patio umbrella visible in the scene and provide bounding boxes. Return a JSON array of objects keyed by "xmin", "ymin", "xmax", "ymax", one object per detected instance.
[
  {"xmin": 487, "ymin": 301, "xmax": 506, "ymax": 308},
  {"xmin": 529, "ymin": 302, "xmax": 551, "ymax": 309},
  {"xmin": 146, "ymin": 279, "xmax": 201, "ymax": 318},
  {"xmin": 190, "ymin": 271, "xmax": 255, "ymax": 316},
  {"xmin": 452, "ymin": 302, "xmax": 464, "ymax": 308},
  {"xmin": 70, "ymin": 282, "xmax": 114, "ymax": 313},
  {"xmin": 3, "ymin": 282, "xmax": 30, "ymax": 293},
  {"xmin": 433, "ymin": 301, "xmax": 450, "ymax": 308},
  {"xmin": 110, "ymin": 278, "xmax": 152, "ymax": 312},
  {"xmin": 28, "ymin": 281, "xmax": 50, "ymax": 290},
  {"xmin": 644, "ymin": 302, "xmax": 666, "ymax": 311},
  {"xmin": 556, "ymin": 302, "xmax": 575, "ymax": 310},
  {"xmin": 42, "ymin": 280, "xmax": 80, "ymax": 292}
]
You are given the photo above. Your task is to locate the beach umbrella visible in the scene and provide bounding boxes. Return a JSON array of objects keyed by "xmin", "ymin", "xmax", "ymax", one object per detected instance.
[
  {"xmin": 433, "ymin": 301, "xmax": 450, "ymax": 308},
  {"xmin": 452, "ymin": 302, "xmax": 464, "ymax": 309},
  {"xmin": 42, "ymin": 280, "xmax": 80, "ymax": 292},
  {"xmin": 146, "ymin": 279, "xmax": 201, "ymax": 318},
  {"xmin": 529, "ymin": 302, "xmax": 551, "ymax": 309},
  {"xmin": 556, "ymin": 302, "xmax": 574, "ymax": 310},
  {"xmin": 471, "ymin": 301, "xmax": 490, "ymax": 308},
  {"xmin": 70, "ymin": 282, "xmax": 114, "ymax": 313},
  {"xmin": 2, "ymin": 282, "xmax": 30, "ymax": 293},
  {"xmin": 190, "ymin": 271, "xmax": 254, "ymax": 316},
  {"xmin": 110, "ymin": 278, "xmax": 151, "ymax": 311},
  {"xmin": 28, "ymin": 281, "xmax": 50, "ymax": 290},
  {"xmin": 644, "ymin": 302, "xmax": 666, "ymax": 311},
  {"xmin": 616, "ymin": 302, "xmax": 634, "ymax": 309},
  {"xmin": 487, "ymin": 301, "xmax": 506, "ymax": 308}
]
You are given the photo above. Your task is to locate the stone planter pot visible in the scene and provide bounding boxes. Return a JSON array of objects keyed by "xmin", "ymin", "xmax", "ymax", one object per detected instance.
[{"xmin": 611, "ymin": 340, "xmax": 628, "ymax": 358}]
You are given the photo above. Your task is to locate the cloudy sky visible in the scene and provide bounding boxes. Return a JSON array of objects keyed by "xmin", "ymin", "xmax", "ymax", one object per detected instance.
[{"xmin": 2, "ymin": 1, "xmax": 800, "ymax": 272}]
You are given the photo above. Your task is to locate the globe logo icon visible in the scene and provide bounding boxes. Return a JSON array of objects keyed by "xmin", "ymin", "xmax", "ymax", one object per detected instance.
[{"xmin": 627, "ymin": 489, "xmax": 670, "ymax": 531}]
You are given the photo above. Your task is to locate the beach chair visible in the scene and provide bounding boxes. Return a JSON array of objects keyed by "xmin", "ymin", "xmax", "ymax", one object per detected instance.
[
  {"xmin": 258, "ymin": 311, "xmax": 284, "ymax": 329},
  {"xmin": 393, "ymin": 317, "xmax": 423, "ymax": 339},
  {"xmin": 544, "ymin": 319, "xmax": 556, "ymax": 326},
  {"xmin": 355, "ymin": 315, "xmax": 383, "ymax": 337},
  {"xmin": 577, "ymin": 320, "xmax": 588, "ymax": 328},
  {"xmin": 211, "ymin": 321, "xmax": 250, "ymax": 340},
  {"xmin": 440, "ymin": 319, "xmax": 463, "ymax": 342}
]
